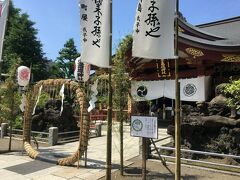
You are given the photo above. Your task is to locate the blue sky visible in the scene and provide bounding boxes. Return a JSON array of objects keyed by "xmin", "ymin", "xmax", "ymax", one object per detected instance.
[{"xmin": 12, "ymin": 0, "xmax": 240, "ymax": 60}]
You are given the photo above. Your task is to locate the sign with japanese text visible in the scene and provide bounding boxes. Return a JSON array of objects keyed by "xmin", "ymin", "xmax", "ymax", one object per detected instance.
[
  {"xmin": 132, "ymin": 0, "xmax": 176, "ymax": 60},
  {"xmin": 131, "ymin": 116, "xmax": 158, "ymax": 139},
  {"xmin": 79, "ymin": 0, "xmax": 110, "ymax": 68}
]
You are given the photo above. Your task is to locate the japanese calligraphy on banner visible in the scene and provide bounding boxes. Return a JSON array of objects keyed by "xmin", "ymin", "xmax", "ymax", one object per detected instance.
[
  {"xmin": 0, "ymin": 0, "xmax": 10, "ymax": 62},
  {"xmin": 132, "ymin": 0, "xmax": 176, "ymax": 60},
  {"xmin": 79, "ymin": 0, "xmax": 110, "ymax": 68},
  {"xmin": 131, "ymin": 116, "xmax": 158, "ymax": 139}
]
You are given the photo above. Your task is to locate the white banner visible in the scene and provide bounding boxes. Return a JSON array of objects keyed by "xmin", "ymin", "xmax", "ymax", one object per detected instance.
[
  {"xmin": 132, "ymin": 0, "xmax": 175, "ymax": 60},
  {"xmin": 131, "ymin": 76, "xmax": 211, "ymax": 102},
  {"xmin": 79, "ymin": 0, "xmax": 110, "ymax": 68},
  {"xmin": 0, "ymin": 0, "xmax": 9, "ymax": 62}
]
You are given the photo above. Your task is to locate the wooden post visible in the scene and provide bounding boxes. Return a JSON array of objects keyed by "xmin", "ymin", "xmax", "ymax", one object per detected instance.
[
  {"xmin": 175, "ymin": 0, "xmax": 181, "ymax": 179},
  {"xmin": 77, "ymin": 150, "xmax": 80, "ymax": 169},
  {"xmin": 85, "ymin": 149, "xmax": 87, "ymax": 167},
  {"xmin": 120, "ymin": 110, "xmax": 124, "ymax": 176},
  {"xmin": 106, "ymin": 0, "xmax": 113, "ymax": 179},
  {"xmin": 142, "ymin": 137, "xmax": 147, "ymax": 180}
]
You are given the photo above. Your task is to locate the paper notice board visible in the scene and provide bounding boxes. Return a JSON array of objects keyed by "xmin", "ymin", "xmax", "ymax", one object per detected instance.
[{"xmin": 130, "ymin": 116, "xmax": 158, "ymax": 139}]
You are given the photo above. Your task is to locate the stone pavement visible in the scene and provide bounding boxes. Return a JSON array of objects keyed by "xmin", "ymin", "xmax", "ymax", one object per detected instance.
[{"xmin": 0, "ymin": 124, "xmax": 170, "ymax": 180}]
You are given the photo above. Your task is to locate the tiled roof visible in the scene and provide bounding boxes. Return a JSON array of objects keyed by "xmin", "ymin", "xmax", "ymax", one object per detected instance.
[{"xmin": 197, "ymin": 16, "xmax": 240, "ymax": 44}]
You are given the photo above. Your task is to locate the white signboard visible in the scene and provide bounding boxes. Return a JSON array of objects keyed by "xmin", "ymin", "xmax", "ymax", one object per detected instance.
[{"xmin": 131, "ymin": 116, "xmax": 158, "ymax": 139}]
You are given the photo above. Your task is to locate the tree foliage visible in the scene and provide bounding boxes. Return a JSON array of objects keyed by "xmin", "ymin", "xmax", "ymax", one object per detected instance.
[
  {"xmin": 55, "ymin": 38, "xmax": 80, "ymax": 79},
  {"xmin": 0, "ymin": 58, "xmax": 21, "ymax": 127},
  {"xmin": 224, "ymin": 79, "xmax": 240, "ymax": 110},
  {"xmin": 2, "ymin": 1, "xmax": 48, "ymax": 81},
  {"xmin": 112, "ymin": 35, "xmax": 132, "ymax": 121}
]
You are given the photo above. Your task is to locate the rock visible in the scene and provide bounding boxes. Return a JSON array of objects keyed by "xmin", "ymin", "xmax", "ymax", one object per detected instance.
[
  {"xmin": 208, "ymin": 94, "xmax": 230, "ymax": 116},
  {"xmin": 215, "ymin": 83, "xmax": 228, "ymax": 96},
  {"xmin": 201, "ymin": 115, "xmax": 240, "ymax": 127},
  {"xmin": 166, "ymin": 83, "xmax": 240, "ymax": 158},
  {"xmin": 31, "ymin": 99, "xmax": 78, "ymax": 132}
]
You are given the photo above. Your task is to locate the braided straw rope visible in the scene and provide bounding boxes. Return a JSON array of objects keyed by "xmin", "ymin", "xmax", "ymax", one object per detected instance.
[
  {"xmin": 24, "ymin": 141, "xmax": 39, "ymax": 159},
  {"xmin": 23, "ymin": 79, "xmax": 90, "ymax": 166}
]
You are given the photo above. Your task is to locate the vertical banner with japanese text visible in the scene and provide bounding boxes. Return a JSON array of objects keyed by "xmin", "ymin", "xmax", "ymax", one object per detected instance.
[
  {"xmin": 132, "ymin": 0, "xmax": 176, "ymax": 60},
  {"xmin": 0, "ymin": 0, "xmax": 10, "ymax": 62},
  {"xmin": 79, "ymin": 0, "xmax": 110, "ymax": 68}
]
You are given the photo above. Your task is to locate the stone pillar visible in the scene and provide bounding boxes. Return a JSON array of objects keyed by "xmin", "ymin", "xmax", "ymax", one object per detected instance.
[
  {"xmin": 95, "ymin": 123, "xmax": 102, "ymax": 137},
  {"xmin": 1, "ymin": 123, "xmax": 8, "ymax": 138},
  {"xmin": 49, "ymin": 127, "xmax": 58, "ymax": 146}
]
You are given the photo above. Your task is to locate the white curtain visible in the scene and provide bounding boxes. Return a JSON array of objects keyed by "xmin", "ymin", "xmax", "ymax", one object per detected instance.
[
  {"xmin": 131, "ymin": 76, "xmax": 211, "ymax": 102},
  {"xmin": 131, "ymin": 80, "xmax": 164, "ymax": 101}
]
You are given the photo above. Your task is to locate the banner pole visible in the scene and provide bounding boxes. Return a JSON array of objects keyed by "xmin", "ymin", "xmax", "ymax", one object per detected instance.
[
  {"xmin": 174, "ymin": 0, "xmax": 181, "ymax": 180},
  {"xmin": 142, "ymin": 137, "xmax": 147, "ymax": 180},
  {"xmin": 106, "ymin": 0, "xmax": 113, "ymax": 179}
]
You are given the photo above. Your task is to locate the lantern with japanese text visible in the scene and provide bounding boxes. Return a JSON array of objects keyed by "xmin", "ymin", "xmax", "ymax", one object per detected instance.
[
  {"xmin": 17, "ymin": 66, "xmax": 30, "ymax": 87},
  {"xmin": 74, "ymin": 57, "xmax": 90, "ymax": 82}
]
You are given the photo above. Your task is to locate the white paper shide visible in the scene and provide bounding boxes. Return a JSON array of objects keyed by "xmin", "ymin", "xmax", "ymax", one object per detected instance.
[
  {"xmin": 79, "ymin": 0, "xmax": 110, "ymax": 68},
  {"xmin": 132, "ymin": 0, "xmax": 175, "ymax": 60}
]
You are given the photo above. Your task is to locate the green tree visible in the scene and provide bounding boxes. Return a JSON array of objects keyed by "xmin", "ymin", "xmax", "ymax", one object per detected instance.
[
  {"xmin": 112, "ymin": 35, "xmax": 132, "ymax": 114},
  {"xmin": 224, "ymin": 79, "xmax": 240, "ymax": 111},
  {"xmin": 46, "ymin": 62, "xmax": 65, "ymax": 79},
  {"xmin": 112, "ymin": 35, "xmax": 132, "ymax": 175},
  {"xmin": 55, "ymin": 38, "xmax": 80, "ymax": 79},
  {"xmin": 0, "ymin": 58, "xmax": 21, "ymax": 151},
  {"xmin": 2, "ymin": 1, "xmax": 48, "ymax": 81}
]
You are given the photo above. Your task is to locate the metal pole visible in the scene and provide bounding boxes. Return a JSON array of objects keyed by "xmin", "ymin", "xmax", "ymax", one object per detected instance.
[
  {"xmin": 106, "ymin": 0, "xmax": 113, "ymax": 179},
  {"xmin": 175, "ymin": 0, "xmax": 181, "ymax": 180}
]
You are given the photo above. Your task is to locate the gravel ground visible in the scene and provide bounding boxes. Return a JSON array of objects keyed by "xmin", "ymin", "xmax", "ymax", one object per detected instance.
[{"xmin": 100, "ymin": 156, "xmax": 240, "ymax": 180}]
